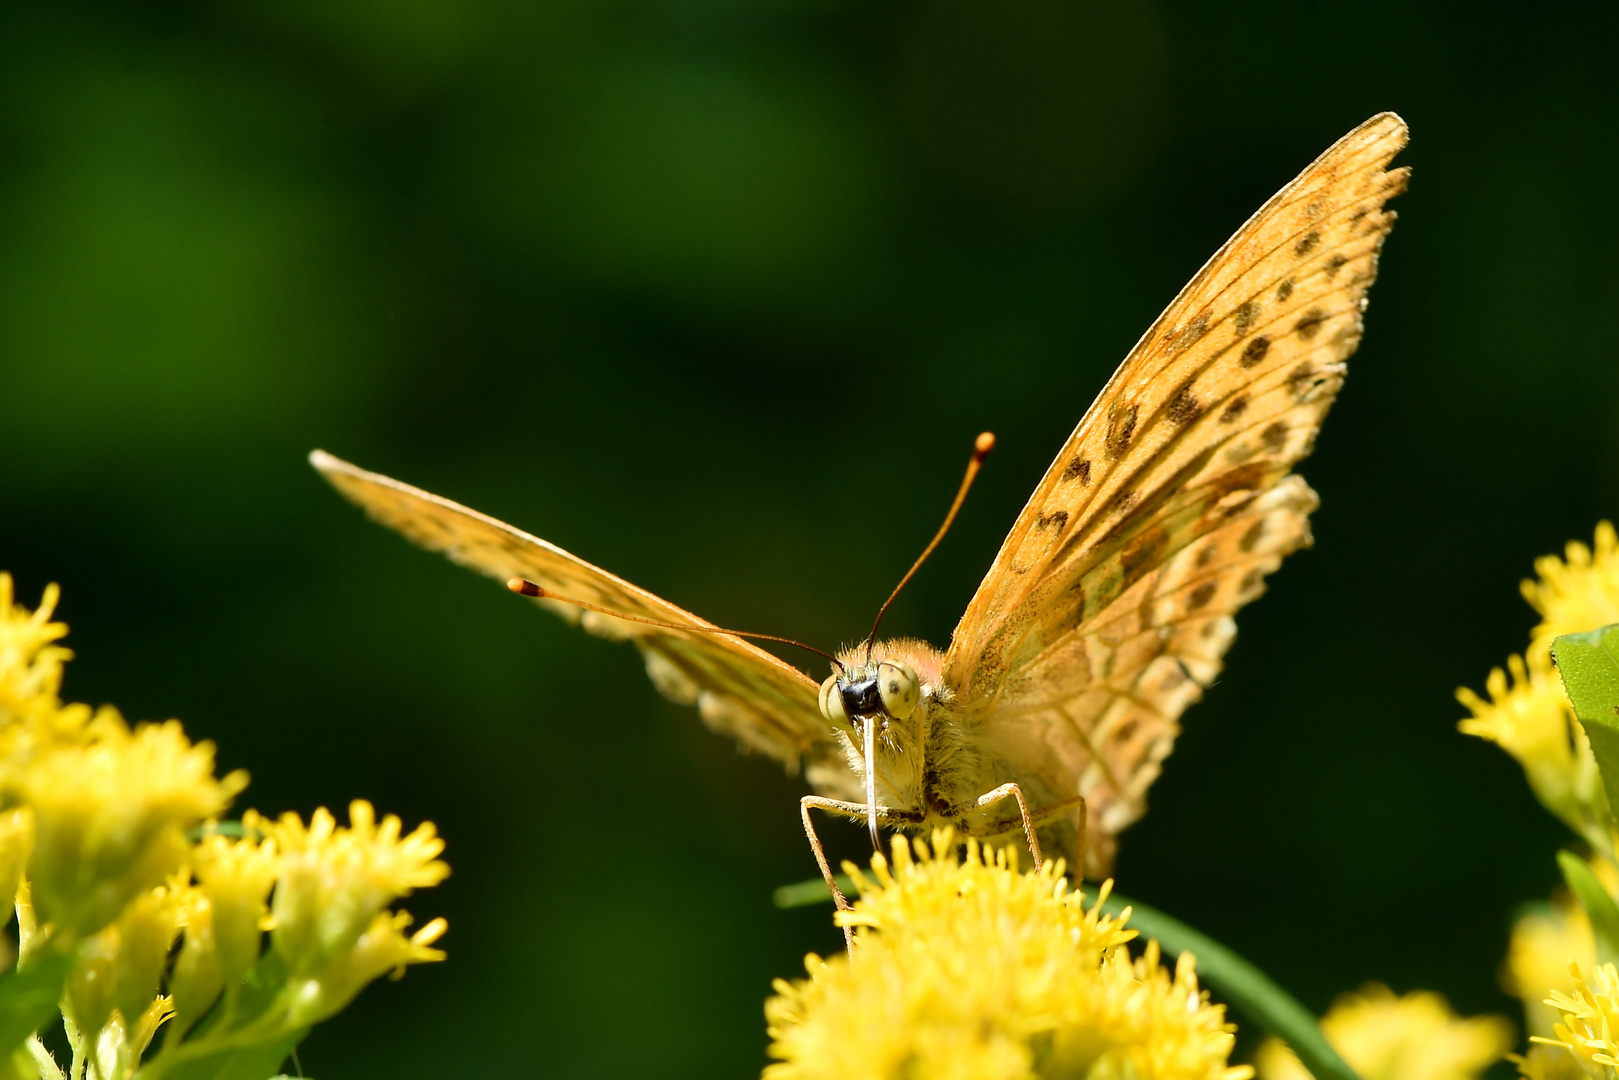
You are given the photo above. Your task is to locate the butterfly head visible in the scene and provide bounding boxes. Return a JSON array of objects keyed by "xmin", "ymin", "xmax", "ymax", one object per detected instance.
[{"xmin": 818, "ymin": 659, "xmax": 921, "ymax": 727}]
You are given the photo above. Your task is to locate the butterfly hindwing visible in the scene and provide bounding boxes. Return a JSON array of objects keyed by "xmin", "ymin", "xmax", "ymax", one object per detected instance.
[
  {"xmin": 944, "ymin": 113, "xmax": 1409, "ymax": 872},
  {"xmin": 309, "ymin": 451, "xmax": 836, "ymax": 772}
]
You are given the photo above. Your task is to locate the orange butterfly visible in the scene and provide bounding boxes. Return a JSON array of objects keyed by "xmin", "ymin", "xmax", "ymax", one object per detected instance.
[{"xmin": 313, "ymin": 113, "xmax": 1407, "ymax": 906}]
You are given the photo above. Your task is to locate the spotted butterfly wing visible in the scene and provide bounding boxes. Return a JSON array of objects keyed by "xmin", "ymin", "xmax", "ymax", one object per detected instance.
[
  {"xmin": 944, "ymin": 112, "xmax": 1409, "ymax": 874},
  {"xmin": 309, "ymin": 451, "xmax": 858, "ymax": 794}
]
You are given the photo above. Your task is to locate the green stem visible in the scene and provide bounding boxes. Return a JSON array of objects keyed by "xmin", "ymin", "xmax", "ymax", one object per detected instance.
[{"xmin": 1084, "ymin": 888, "xmax": 1362, "ymax": 1080}]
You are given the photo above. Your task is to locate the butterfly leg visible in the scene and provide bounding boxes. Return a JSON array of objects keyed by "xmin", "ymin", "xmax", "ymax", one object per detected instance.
[
  {"xmin": 971, "ymin": 793, "xmax": 1087, "ymax": 880},
  {"xmin": 974, "ymin": 782, "xmax": 1047, "ymax": 870},
  {"xmin": 801, "ymin": 796, "xmax": 922, "ymax": 950}
]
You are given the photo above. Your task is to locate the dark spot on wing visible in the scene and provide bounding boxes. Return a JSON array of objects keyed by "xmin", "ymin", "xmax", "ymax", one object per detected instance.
[
  {"xmin": 1294, "ymin": 231, "xmax": 1321, "ymax": 257},
  {"xmin": 1287, "ymin": 361, "xmax": 1319, "ymax": 397},
  {"xmin": 1240, "ymin": 518, "xmax": 1266, "ymax": 552},
  {"xmin": 1062, "ymin": 456, "xmax": 1091, "ymax": 484},
  {"xmin": 1261, "ymin": 421, "xmax": 1288, "ymax": 452},
  {"xmin": 1349, "ymin": 207, "xmax": 1369, "ymax": 231},
  {"xmin": 1167, "ymin": 383, "xmax": 1202, "ymax": 425},
  {"xmin": 1295, "ymin": 308, "xmax": 1326, "ymax": 339},
  {"xmin": 1234, "ymin": 300, "xmax": 1259, "ymax": 338},
  {"xmin": 1219, "ymin": 396, "xmax": 1248, "ymax": 423},
  {"xmin": 1187, "ymin": 581, "xmax": 1217, "ymax": 610},
  {"xmin": 1277, "ymin": 279, "xmax": 1294, "ymax": 302},
  {"xmin": 1325, "ymin": 254, "xmax": 1347, "ymax": 281},
  {"xmin": 1037, "ymin": 510, "xmax": 1069, "ymax": 532},
  {"xmin": 1208, "ymin": 461, "xmax": 1269, "ymax": 500},
  {"xmin": 1239, "ymin": 336, "xmax": 1270, "ymax": 368},
  {"xmin": 1240, "ymin": 568, "xmax": 1264, "ymax": 594},
  {"xmin": 1122, "ymin": 525, "xmax": 1170, "ymax": 580},
  {"xmin": 1112, "ymin": 718, "xmax": 1140, "ymax": 744},
  {"xmin": 1106, "ymin": 404, "xmax": 1138, "ymax": 459},
  {"xmin": 1164, "ymin": 313, "xmax": 1210, "ymax": 353},
  {"xmin": 1196, "ymin": 543, "xmax": 1218, "ymax": 568}
]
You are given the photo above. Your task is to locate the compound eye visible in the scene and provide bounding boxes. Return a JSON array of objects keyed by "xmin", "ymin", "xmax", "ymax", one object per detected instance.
[
  {"xmin": 819, "ymin": 673, "xmax": 847, "ymax": 724},
  {"xmin": 877, "ymin": 660, "xmax": 920, "ymax": 719}
]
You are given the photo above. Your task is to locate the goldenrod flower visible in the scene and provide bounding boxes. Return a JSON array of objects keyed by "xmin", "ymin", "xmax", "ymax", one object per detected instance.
[
  {"xmin": 1255, "ymin": 985, "xmax": 1512, "ymax": 1080},
  {"xmin": 168, "ymin": 887, "xmax": 222, "ymax": 1039},
  {"xmin": 0, "ymin": 573, "xmax": 451, "ymax": 1076},
  {"xmin": 1535, "ymin": 961, "xmax": 1619, "ymax": 1080},
  {"xmin": 290, "ymin": 909, "xmax": 448, "ymax": 1026},
  {"xmin": 18, "ymin": 711, "xmax": 247, "ymax": 938},
  {"xmin": 258, "ymin": 801, "xmax": 447, "ymax": 972},
  {"xmin": 0, "ymin": 808, "xmax": 34, "ymax": 915},
  {"xmin": 1515, "ymin": 1045, "xmax": 1588, "ymax": 1080},
  {"xmin": 64, "ymin": 877, "xmax": 189, "ymax": 1047},
  {"xmin": 1508, "ymin": 896, "xmax": 1597, "ymax": 1038},
  {"xmin": 250, "ymin": 801, "xmax": 448, "ymax": 1027},
  {"xmin": 191, "ymin": 831, "xmax": 279, "ymax": 984},
  {"xmin": 0, "ymin": 575, "xmax": 70, "ymax": 725},
  {"xmin": 1458, "ymin": 653, "xmax": 1609, "ymax": 851},
  {"xmin": 765, "ymin": 831, "xmax": 1249, "ymax": 1080},
  {"xmin": 1522, "ymin": 523, "xmax": 1619, "ymax": 662}
]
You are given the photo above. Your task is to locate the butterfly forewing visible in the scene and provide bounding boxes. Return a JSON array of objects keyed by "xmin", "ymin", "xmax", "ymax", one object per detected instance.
[
  {"xmin": 309, "ymin": 451, "xmax": 837, "ymax": 772},
  {"xmin": 944, "ymin": 113, "xmax": 1409, "ymax": 873}
]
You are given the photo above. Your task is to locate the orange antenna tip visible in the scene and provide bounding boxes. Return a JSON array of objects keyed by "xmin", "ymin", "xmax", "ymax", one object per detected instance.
[
  {"xmin": 861, "ymin": 430, "xmax": 996, "ymax": 658},
  {"xmin": 508, "ymin": 577, "xmax": 544, "ymax": 597}
]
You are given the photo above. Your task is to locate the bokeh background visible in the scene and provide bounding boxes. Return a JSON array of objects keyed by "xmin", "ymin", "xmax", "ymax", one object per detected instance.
[{"xmin": 3, "ymin": 1, "xmax": 1617, "ymax": 1076}]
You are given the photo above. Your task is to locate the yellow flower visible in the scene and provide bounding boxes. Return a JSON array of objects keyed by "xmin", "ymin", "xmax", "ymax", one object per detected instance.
[
  {"xmin": 1522, "ymin": 523, "xmax": 1619, "ymax": 662},
  {"xmin": 168, "ymin": 887, "xmax": 221, "ymax": 1039},
  {"xmin": 64, "ymin": 876, "xmax": 189, "ymax": 1055},
  {"xmin": 246, "ymin": 801, "xmax": 448, "ymax": 1027},
  {"xmin": 257, "ymin": 801, "xmax": 447, "ymax": 973},
  {"xmin": 1458, "ymin": 652, "xmax": 1610, "ymax": 851},
  {"xmin": 764, "ymin": 831, "xmax": 1250, "ymax": 1080},
  {"xmin": 1459, "ymin": 523, "xmax": 1619, "ymax": 846},
  {"xmin": 0, "ymin": 575, "xmax": 70, "ymax": 725},
  {"xmin": 1535, "ymin": 961, "xmax": 1619, "ymax": 1080},
  {"xmin": 1508, "ymin": 896, "xmax": 1598, "ymax": 1039},
  {"xmin": 191, "ymin": 831, "xmax": 279, "ymax": 984},
  {"xmin": 1255, "ymin": 985, "xmax": 1512, "ymax": 1080},
  {"xmin": 1515, "ymin": 1045, "xmax": 1588, "ymax": 1080},
  {"xmin": 18, "ymin": 710, "xmax": 247, "ymax": 939},
  {"xmin": 289, "ymin": 909, "xmax": 448, "ymax": 1026}
]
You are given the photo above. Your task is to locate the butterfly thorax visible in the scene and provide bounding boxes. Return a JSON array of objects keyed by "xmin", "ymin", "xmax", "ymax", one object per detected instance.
[{"xmin": 827, "ymin": 639, "xmax": 1000, "ymax": 828}]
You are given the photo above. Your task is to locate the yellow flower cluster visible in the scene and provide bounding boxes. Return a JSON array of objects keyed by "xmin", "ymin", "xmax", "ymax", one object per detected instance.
[
  {"xmin": 0, "ymin": 575, "xmax": 448, "ymax": 1080},
  {"xmin": 1507, "ymin": 892, "xmax": 1598, "ymax": 1039},
  {"xmin": 1458, "ymin": 523, "xmax": 1619, "ymax": 854},
  {"xmin": 1533, "ymin": 961, "xmax": 1619, "ymax": 1080},
  {"xmin": 1521, "ymin": 523, "xmax": 1619, "ymax": 664},
  {"xmin": 1254, "ymin": 985, "xmax": 1512, "ymax": 1080},
  {"xmin": 765, "ymin": 831, "xmax": 1250, "ymax": 1080}
]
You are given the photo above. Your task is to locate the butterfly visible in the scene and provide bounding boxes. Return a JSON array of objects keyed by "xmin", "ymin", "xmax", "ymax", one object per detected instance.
[{"xmin": 312, "ymin": 112, "xmax": 1408, "ymax": 901}]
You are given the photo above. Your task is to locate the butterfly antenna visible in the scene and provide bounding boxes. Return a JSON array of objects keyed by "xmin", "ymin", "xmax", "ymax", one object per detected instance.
[
  {"xmin": 506, "ymin": 578, "xmax": 845, "ymax": 674},
  {"xmin": 861, "ymin": 431, "xmax": 995, "ymax": 662}
]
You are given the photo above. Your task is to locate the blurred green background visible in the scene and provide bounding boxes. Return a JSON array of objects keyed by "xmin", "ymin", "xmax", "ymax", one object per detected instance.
[{"xmin": 2, "ymin": 1, "xmax": 1617, "ymax": 1076}]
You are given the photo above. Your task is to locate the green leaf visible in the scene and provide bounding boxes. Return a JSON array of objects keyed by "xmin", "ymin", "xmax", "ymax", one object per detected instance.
[
  {"xmin": 133, "ymin": 1031, "xmax": 305, "ymax": 1080},
  {"xmin": 1084, "ymin": 888, "xmax": 1363, "ymax": 1080},
  {"xmin": 0, "ymin": 951, "xmax": 75, "ymax": 1059},
  {"xmin": 1554, "ymin": 625, "xmax": 1619, "ymax": 815},
  {"xmin": 771, "ymin": 875, "xmax": 857, "ymax": 909},
  {"xmin": 1558, "ymin": 850, "xmax": 1619, "ymax": 967}
]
